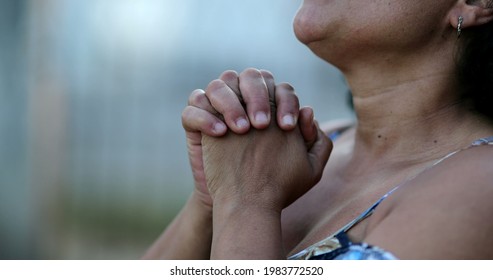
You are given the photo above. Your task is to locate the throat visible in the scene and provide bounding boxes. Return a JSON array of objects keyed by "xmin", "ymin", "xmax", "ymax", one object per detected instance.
[{"xmin": 350, "ymin": 98, "xmax": 486, "ymax": 165}]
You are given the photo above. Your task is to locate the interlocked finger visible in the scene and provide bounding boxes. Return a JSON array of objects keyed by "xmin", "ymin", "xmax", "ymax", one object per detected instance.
[
  {"xmin": 188, "ymin": 89, "xmax": 219, "ymax": 115},
  {"xmin": 182, "ymin": 106, "xmax": 227, "ymax": 136},
  {"xmin": 275, "ymin": 82, "xmax": 300, "ymax": 130},
  {"xmin": 205, "ymin": 79, "xmax": 250, "ymax": 134},
  {"xmin": 239, "ymin": 68, "xmax": 271, "ymax": 129}
]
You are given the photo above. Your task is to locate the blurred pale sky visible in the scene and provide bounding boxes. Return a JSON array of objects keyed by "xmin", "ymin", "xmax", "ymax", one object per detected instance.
[{"xmin": 0, "ymin": 0, "xmax": 351, "ymax": 259}]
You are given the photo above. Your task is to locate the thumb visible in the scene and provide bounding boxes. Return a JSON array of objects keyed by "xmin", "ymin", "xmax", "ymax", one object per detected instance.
[{"xmin": 307, "ymin": 121, "xmax": 333, "ymax": 179}]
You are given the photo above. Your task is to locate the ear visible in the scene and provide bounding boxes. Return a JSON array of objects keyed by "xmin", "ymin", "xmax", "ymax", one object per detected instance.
[{"xmin": 449, "ymin": 0, "xmax": 493, "ymax": 30}]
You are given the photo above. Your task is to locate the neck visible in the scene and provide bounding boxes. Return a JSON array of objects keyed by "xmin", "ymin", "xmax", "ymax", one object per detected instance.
[{"xmin": 342, "ymin": 48, "xmax": 493, "ymax": 166}]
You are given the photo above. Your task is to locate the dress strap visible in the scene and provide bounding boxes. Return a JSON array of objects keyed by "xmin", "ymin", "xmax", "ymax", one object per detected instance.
[
  {"xmin": 334, "ymin": 185, "xmax": 401, "ymax": 235},
  {"xmin": 471, "ymin": 136, "xmax": 493, "ymax": 146},
  {"xmin": 322, "ymin": 119, "xmax": 354, "ymax": 141},
  {"xmin": 288, "ymin": 136, "xmax": 493, "ymax": 260},
  {"xmin": 332, "ymin": 135, "xmax": 493, "ymax": 235}
]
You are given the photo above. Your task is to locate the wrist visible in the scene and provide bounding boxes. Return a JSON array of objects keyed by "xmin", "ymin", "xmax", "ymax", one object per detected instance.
[
  {"xmin": 213, "ymin": 195, "xmax": 282, "ymax": 217},
  {"xmin": 210, "ymin": 183, "xmax": 285, "ymax": 214},
  {"xmin": 211, "ymin": 201, "xmax": 284, "ymax": 259}
]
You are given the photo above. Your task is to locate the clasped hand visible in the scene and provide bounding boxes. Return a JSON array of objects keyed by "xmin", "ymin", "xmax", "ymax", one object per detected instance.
[{"xmin": 182, "ymin": 68, "xmax": 332, "ymax": 213}]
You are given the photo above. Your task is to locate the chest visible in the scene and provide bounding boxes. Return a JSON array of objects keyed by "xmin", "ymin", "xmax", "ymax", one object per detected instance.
[
  {"xmin": 281, "ymin": 179, "xmax": 372, "ymax": 255},
  {"xmin": 281, "ymin": 158, "xmax": 411, "ymax": 256}
]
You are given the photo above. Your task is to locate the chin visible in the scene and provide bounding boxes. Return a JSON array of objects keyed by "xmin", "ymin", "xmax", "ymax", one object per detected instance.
[
  {"xmin": 293, "ymin": 4, "xmax": 328, "ymax": 45},
  {"xmin": 293, "ymin": 1, "xmax": 353, "ymax": 69},
  {"xmin": 293, "ymin": 10, "xmax": 334, "ymax": 63}
]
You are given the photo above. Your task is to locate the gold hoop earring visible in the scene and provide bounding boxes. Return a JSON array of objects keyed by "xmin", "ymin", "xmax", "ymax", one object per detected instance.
[{"xmin": 457, "ymin": 16, "xmax": 463, "ymax": 38}]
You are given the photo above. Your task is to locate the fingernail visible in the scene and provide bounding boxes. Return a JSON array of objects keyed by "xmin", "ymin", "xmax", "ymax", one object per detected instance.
[
  {"xmin": 282, "ymin": 115, "xmax": 295, "ymax": 127},
  {"xmin": 255, "ymin": 112, "xmax": 269, "ymax": 124},
  {"xmin": 236, "ymin": 118, "xmax": 249, "ymax": 129},
  {"xmin": 213, "ymin": 122, "xmax": 226, "ymax": 134}
]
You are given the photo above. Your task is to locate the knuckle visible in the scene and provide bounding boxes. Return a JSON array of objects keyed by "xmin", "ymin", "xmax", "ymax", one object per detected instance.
[
  {"xmin": 259, "ymin": 69, "xmax": 274, "ymax": 80},
  {"xmin": 206, "ymin": 79, "xmax": 226, "ymax": 92},
  {"xmin": 290, "ymin": 95, "xmax": 300, "ymax": 107},
  {"xmin": 277, "ymin": 82, "xmax": 295, "ymax": 92},
  {"xmin": 245, "ymin": 90, "xmax": 269, "ymax": 104},
  {"xmin": 292, "ymin": 94, "xmax": 300, "ymax": 105},
  {"xmin": 240, "ymin": 67, "xmax": 262, "ymax": 78},
  {"xmin": 181, "ymin": 106, "xmax": 194, "ymax": 125},
  {"xmin": 281, "ymin": 90, "xmax": 299, "ymax": 102},
  {"xmin": 277, "ymin": 90, "xmax": 299, "ymax": 109},
  {"xmin": 188, "ymin": 89, "xmax": 206, "ymax": 105},
  {"xmin": 182, "ymin": 107, "xmax": 210, "ymax": 131},
  {"xmin": 220, "ymin": 70, "xmax": 239, "ymax": 80},
  {"xmin": 241, "ymin": 91, "xmax": 269, "ymax": 106}
]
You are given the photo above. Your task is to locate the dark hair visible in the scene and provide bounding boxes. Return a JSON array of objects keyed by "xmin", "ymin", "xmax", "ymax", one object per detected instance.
[{"xmin": 457, "ymin": 12, "xmax": 493, "ymax": 121}]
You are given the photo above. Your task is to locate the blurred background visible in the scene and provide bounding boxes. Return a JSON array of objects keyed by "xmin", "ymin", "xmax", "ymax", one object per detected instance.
[{"xmin": 0, "ymin": 0, "xmax": 352, "ymax": 259}]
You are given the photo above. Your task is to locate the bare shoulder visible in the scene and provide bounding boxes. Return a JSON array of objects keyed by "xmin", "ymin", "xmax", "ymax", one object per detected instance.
[{"xmin": 364, "ymin": 145, "xmax": 493, "ymax": 259}]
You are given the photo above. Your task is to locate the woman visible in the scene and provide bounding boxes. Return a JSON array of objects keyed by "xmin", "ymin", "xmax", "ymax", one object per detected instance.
[{"xmin": 144, "ymin": 0, "xmax": 493, "ymax": 259}]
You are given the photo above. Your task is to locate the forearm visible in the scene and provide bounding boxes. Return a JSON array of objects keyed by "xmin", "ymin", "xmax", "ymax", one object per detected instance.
[
  {"xmin": 211, "ymin": 200, "xmax": 285, "ymax": 259},
  {"xmin": 142, "ymin": 192, "xmax": 212, "ymax": 259}
]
